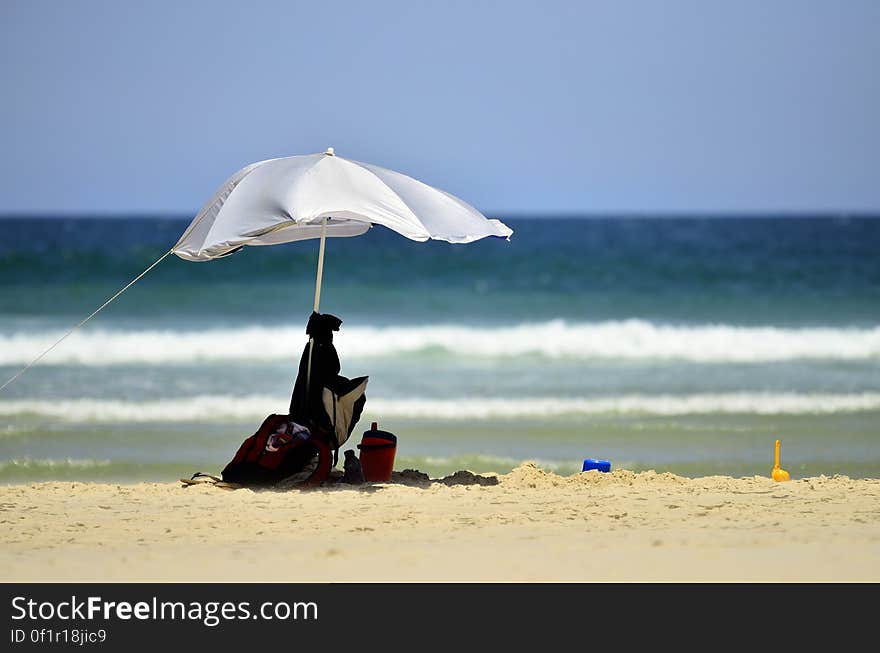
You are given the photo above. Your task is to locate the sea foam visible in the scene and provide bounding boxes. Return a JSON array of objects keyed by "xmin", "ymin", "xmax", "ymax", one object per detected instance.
[
  {"xmin": 1, "ymin": 320, "xmax": 879, "ymax": 365},
  {"xmin": 2, "ymin": 392, "xmax": 879, "ymax": 422}
]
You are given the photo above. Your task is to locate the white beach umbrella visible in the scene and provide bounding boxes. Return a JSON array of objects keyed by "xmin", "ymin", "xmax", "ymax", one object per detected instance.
[
  {"xmin": 173, "ymin": 147, "xmax": 513, "ymax": 401},
  {"xmin": 173, "ymin": 147, "xmax": 512, "ymax": 313}
]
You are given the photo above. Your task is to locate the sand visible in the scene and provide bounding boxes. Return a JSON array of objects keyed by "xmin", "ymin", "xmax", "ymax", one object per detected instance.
[{"xmin": 1, "ymin": 463, "xmax": 878, "ymax": 582}]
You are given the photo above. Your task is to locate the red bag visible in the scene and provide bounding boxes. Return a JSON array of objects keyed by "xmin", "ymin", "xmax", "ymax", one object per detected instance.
[{"xmin": 221, "ymin": 414, "xmax": 331, "ymax": 487}]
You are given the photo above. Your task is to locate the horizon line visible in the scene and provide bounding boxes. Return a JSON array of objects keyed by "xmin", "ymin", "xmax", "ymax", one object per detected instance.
[{"xmin": 1, "ymin": 211, "xmax": 879, "ymax": 220}]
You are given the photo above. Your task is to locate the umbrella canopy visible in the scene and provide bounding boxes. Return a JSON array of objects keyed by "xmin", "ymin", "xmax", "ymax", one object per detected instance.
[{"xmin": 173, "ymin": 148, "xmax": 512, "ymax": 262}]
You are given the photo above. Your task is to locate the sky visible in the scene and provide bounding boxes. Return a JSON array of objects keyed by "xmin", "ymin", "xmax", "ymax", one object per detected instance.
[{"xmin": 1, "ymin": 0, "xmax": 878, "ymax": 215}]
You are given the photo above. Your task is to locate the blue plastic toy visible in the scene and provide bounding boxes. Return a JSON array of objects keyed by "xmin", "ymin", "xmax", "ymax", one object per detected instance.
[{"xmin": 582, "ymin": 458, "xmax": 611, "ymax": 473}]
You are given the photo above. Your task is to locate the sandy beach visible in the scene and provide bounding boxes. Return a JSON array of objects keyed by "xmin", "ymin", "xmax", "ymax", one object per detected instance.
[{"xmin": 1, "ymin": 463, "xmax": 877, "ymax": 582}]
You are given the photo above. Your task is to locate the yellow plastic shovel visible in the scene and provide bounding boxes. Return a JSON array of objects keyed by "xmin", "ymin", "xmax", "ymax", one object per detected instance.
[{"xmin": 771, "ymin": 439, "xmax": 790, "ymax": 482}]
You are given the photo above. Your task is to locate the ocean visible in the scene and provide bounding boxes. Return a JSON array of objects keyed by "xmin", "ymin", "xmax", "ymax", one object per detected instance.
[{"xmin": 1, "ymin": 216, "xmax": 878, "ymax": 482}]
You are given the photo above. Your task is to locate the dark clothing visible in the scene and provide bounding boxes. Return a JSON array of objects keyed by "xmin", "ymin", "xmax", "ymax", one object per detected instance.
[
  {"xmin": 289, "ymin": 312, "xmax": 368, "ymax": 460},
  {"xmin": 289, "ymin": 311, "xmax": 342, "ymax": 433}
]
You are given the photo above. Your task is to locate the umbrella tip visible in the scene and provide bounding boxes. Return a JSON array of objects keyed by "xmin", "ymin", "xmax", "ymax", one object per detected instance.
[{"xmin": 324, "ymin": 147, "xmax": 335, "ymax": 156}]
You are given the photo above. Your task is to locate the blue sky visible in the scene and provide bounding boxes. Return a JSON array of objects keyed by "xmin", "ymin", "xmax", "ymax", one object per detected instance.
[{"xmin": 1, "ymin": 0, "xmax": 878, "ymax": 215}]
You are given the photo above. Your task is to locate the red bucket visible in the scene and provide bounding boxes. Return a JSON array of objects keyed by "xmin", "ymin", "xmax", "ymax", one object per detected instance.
[{"xmin": 357, "ymin": 422, "xmax": 397, "ymax": 482}]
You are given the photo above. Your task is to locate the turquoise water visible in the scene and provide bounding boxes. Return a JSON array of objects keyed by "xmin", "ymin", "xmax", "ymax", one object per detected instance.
[{"xmin": 1, "ymin": 216, "xmax": 878, "ymax": 481}]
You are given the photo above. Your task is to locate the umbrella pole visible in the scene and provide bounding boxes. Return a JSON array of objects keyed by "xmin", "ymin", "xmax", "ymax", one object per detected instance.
[
  {"xmin": 313, "ymin": 217, "xmax": 328, "ymax": 313},
  {"xmin": 305, "ymin": 217, "xmax": 328, "ymax": 403}
]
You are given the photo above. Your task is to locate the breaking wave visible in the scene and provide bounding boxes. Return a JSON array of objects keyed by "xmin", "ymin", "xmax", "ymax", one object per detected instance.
[
  {"xmin": 1, "ymin": 320, "xmax": 879, "ymax": 365},
  {"xmin": 2, "ymin": 392, "xmax": 879, "ymax": 422}
]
